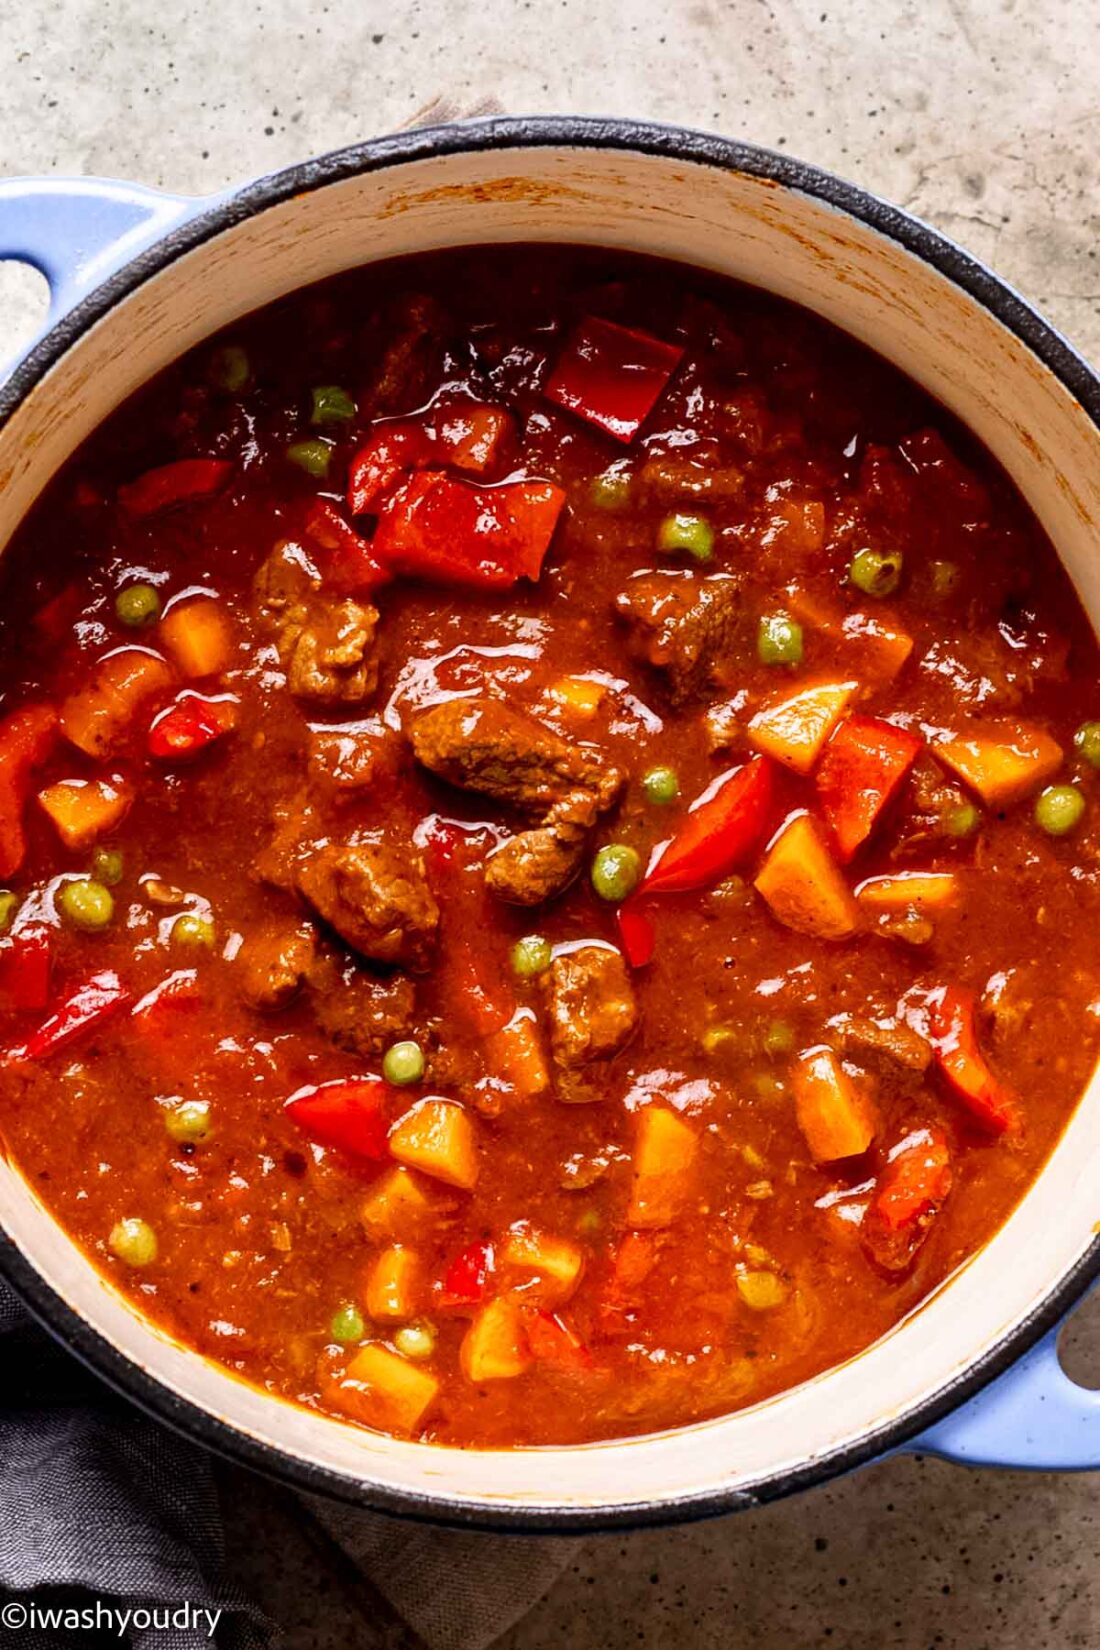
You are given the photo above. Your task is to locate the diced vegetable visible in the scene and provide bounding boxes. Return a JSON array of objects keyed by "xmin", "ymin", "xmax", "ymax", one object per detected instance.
[
  {"xmin": 339, "ymin": 1342, "xmax": 439, "ymax": 1434},
  {"xmin": 935, "ymin": 722, "xmax": 1063, "ymax": 808},
  {"xmin": 115, "ymin": 583, "xmax": 161, "ymax": 629},
  {"xmin": 757, "ymin": 613, "xmax": 803, "ymax": 666},
  {"xmin": 816, "ymin": 715, "xmax": 922, "ymax": 861},
  {"xmin": 0, "ymin": 929, "xmax": 52, "ymax": 1012},
  {"xmin": 330, "ymin": 1303, "xmax": 366, "ymax": 1344},
  {"xmin": 642, "ymin": 766, "xmax": 679, "ymax": 806},
  {"xmin": 501, "ymin": 1222, "xmax": 584, "ymax": 1304},
  {"xmin": 372, "ymin": 473, "xmax": 566, "ymax": 589},
  {"xmin": 440, "ymin": 1239, "xmax": 495, "ymax": 1309},
  {"xmin": 1074, "ymin": 720, "xmax": 1100, "ymax": 769},
  {"xmin": 545, "ymin": 316, "xmax": 685, "ymax": 443},
  {"xmin": 61, "ymin": 649, "xmax": 173, "ymax": 759},
  {"xmin": 164, "ymin": 1100, "xmax": 212, "ymax": 1145},
  {"xmin": 360, "ymin": 1167, "xmax": 435, "ymax": 1240},
  {"xmin": 849, "ymin": 546, "xmax": 903, "ymax": 597},
  {"xmin": 365, "ymin": 1245, "xmax": 420, "ymax": 1321},
  {"xmin": 208, "ymin": 344, "xmax": 250, "ymax": 393},
  {"xmin": 147, "ymin": 692, "xmax": 237, "ymax": 762},
  {"xmin": 131, "ymin": 969, "xmax": 201, "ymax": 1022},
  {"xmin": 36, "ymin": 776, "xmax": 131, "ymax": 851},
  {"xmin": 347, "ymin": 404, "xmax": 511, "ymax": 515},
  {"xmin": 591, "ymin": 843, "xmax": 642, "ymax": 902},
  {"xmin": 657, "ymin": 512, "xmax": 714, "ymax": 563},
  {"xmin": 616, "ymin": 899, "xmax": 656, "ymax": 969},
  {"xmin": 461, "ymin": 1298, "xmax": 532, "ymax": 1382},
  {"xmin": 57, "ymin": 877, "xmax": 114, "ymax": 933},
  {"xmin": 510, "ymin": 935, "xmax": 552, "ymax": 978},
  {"xmin": 311, "ymin": 384, "xmax": 357, "ymax": 426},
  {"xmin": 382, "ymin": 1039, "xmax": 426, "ymax": 1087},
  {"xmin": 792, "ymin": 1046, "xmax": 877, "ymax": 1161},
  {"xmin": 856, "ymin": 872, "xmax": 959, "ymax": 912},
  {"xmin": 108, "ymin": 1217, "xmax": 158, "ymax": 1268},
  {"xmin": 1034, "ymin": 784, "xmax": 1085, "ymax": 836},
  {"xmin": 170, "ymin": 912, "xmax": 215, "ymax": 949},
  {"xmin": 748, "ymin": 680, "xmax": 859, "ymax": 774},
  {"xmin": 286, "ymin": 1077, "xmax": 390, "ymax": 1163},
  {"xmin": 159, "ymin": 597, "xmax": 234, "ymax": 678},
  {"xmin": 736, "ymin": 1270, "xmax": 789, "ymax": 1310},
  {"xmin": 754, "ymin": 813, "xmax": 862, "ymax": 940},
  {"xmin": 861, "ymin": 1125, "xmax": 953, "ymax": 1272},
  {"xmin": 486, "ymin": 1010, "xmax": 550, "ymax": 1097},
  {"xmin": 394, "ymin": 1322, "xmax": 437, "ymax": 1360},
  {"xmin": 286, "ymin": 438, "xmax": 333, "ymax": 477},
  {"xmin": 436, "ymin": 404, "xmax": 512, "ymax": 472},
  {"xmin": 522, "ymin": 1308, "xmax": 593, "ymax": 1370},
  {"xmin": 928, "ymin": 985, "xmax": 1016, "ymax": 1134},
  {"xmin": 626, "ymin": 1106, "xmax": 698, "ymax": 1228},
  {"xmin": 304, "ymin": 500, "xmax": 390, "ymax": 595},
  {"xmin": 546, "ymin": 676, "xmax": 607, "ymax": 718},
  {"xmin": 785, "ymin": 588, "xmax": 914, "ymax": 683},
  {"xmin": 117, "ymin": 458, "xmax": 232, "ymax": 517},
  {"xmin": 639, "ymin": 757, "xmax": 776, "ymax": 897},
  {"xmin": 6, "ymin": 971, "xmax": 132, "ymax": 1063},
  {"xmin": 389, "ymin": 1098, "xmax": 479, "ymax": 1190},
  {"xmin": 0, "ymin": 703, "xmax": 59, "ymax": 878}
]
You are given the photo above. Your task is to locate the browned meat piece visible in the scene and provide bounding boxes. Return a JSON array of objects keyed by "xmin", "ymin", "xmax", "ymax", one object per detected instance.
[
  {"xmin": 839, "ymin": 1014, "xmax": 932, "ymax": 1076},
  {"xmin": 543, "ymin": 944, "xmax": 638, "ymax": 1067},
  {"xmin": 296, "ymin": 839, "xmax": 440, "ymax": 972},
  {"xmin": 309, "ymin": 953, "xmax": 417, "ymax": 1057},
  {"xmin": 408, "ymin": 698, "xmax": 622, "ymax": 815},
  {"xmin": 485, "ymin": 819, "xmax": 586, "ymax": 905},
  {"xmin": 237, "ymin": 921, "xmax": 318, "ymax": 1011},
  {"xmin": 253, "ymin": 541, "xmax": 379, "ymax": 708},
  {"xmin": 615, "ymin": 573, "xmax": 742, "ymax": 705},
  {"xmin": 361, "ymin": 294, "xmax": 447, "ymax": 418},
  {"xmin": 636, "ymin": 452, "xmax": 744, "ymax": 503}
]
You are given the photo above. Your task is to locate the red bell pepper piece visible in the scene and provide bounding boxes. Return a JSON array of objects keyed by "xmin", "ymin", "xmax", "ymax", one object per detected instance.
[
  {"xmin": 545, "ymin": 316, "xmax": 685, "ymax": 443},
  {"xmin": 0, "ymin": 929, "xmax": 52, "ymax": 1013},
  {"xmin": 347, "ymin": 404, "xmax": 512, "ymax": 516},
  {"xmin": 285, "ymin": 1077, "xmax": 390, "ymax": 1162},
  {"xmin": 7, "ymin": 971, "xmax": 132, "ymax": 1063},
  {"xmin": 132, "ymin": 969, "xmax": 201, "ymax": 1021},
  {"xmin": 617, "ymin": 898, "xmax": 656, "ymax": 969},
  {"xmin": 371, "ymin": 473, "xmax": 566, "ymax": 589},
  {"xmin": 928, "ymin": 985, "xmax": 1017, "ymax": 1134},
  {"xmin": 439, "ymin": 1239, "xmax": 495, "ymax": 1308},
  {"xmin": 435, "ymin": 404, "xmax": 512, "ymax": 473},
  {"xmin": 522, "ymin": 1308, "xmax": 594, "ymax": 1371},
  {"xmin": 147, "ymin": 693, "xmax": 236, "ymax": 762},
  {"xmin": 861, "ymin": 1125, "xmax": 953, "ymax": 1272},
  {"xmin": 639, "ymin": 756, "xmax": 776, "ymax": 897},
  {"xmin": 422, "ymin": 819, "xmax": 516, "ymax": 1035},
  {"xmin": 599, "ymin": 1230, "xmax": 657, "ymax": 1333},
  {"xmin": 816, "ymin": 715, "xmax": 922, "ymax": 862},
  {"xmin": 304, "ymin": 501, "xmax": 390, "ymax": 594},
  {"xmin": 118, "ymin": 458, "xmax": 232, "ymax": 518},
  {"xmin": 0, "ymin": 703, "xmax": 59, "ymax": 879}
]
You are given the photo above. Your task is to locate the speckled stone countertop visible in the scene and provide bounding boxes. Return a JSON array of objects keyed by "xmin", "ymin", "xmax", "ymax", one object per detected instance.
[{"xmin": 2, "ymin": 1, "xmax": 1099, "ymax": 1644}]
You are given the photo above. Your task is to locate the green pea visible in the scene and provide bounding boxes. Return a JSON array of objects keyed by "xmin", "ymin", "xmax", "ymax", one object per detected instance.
[
  {"xmin": 657, "ymin": 512, "xmax": 714, "ymax": 563},
  {"xmin": 382, "ymin": 1039, "xmax": 426, "ymax": 1086},
  {"xmin": 944, "ymin": 802, "xmax": 981, "ymax": 838},
  {"xmin": 394, "ymin": 1321, "xmax": 437, "ymax": 1360},
  {"xmin": 576, "ymin": 1208, "xmax": 602, "ymax": 1237},
  {"xmin": 589, "ymin": 469, "xmax": 632, "ymax": 511},
  {"xmin": 930, "ymin": 559, "xmax": 960, "ymax": 596},
  {"xmin": 208, "ymin": 344, "xmax": 251, "ymax": 394},
  {"xmin": 330, "ymin": 1303, "xmax": 366, "ymax": 1345},
  {"xmin": 591, "ymin": 843, "xmax": 642, "ymax": 902},
  {"xmin": 57, "ymin": 878, "xmax": 114, "ymax": 933},
  {"xmin": 849, "ymin": 546, "xmax": 903, "ymax": 598},
  {"xmin": 165, "ymin": 1100, "xmax": 212, "ymax": 1144},
  {"xmin": 642, "ymin": 765, "xmax": 680, "ymax": 805},
  {"xmin": 310, "ymin": 384, "xmax": 357, "ymax": 427},
  {"xmin": 1034, "ymin": 784, "xmax": 1085, "ymax": 837},
  {"xmin": 762, "ymin": 1019, "xmax": 795, "ymax": 1059},
  {"xmin": 511, "ymin": 935, "xmax": 553, "ymax": 978},
  {"xmin": 0, "ymin": 891, "xmax": 19, "ymax": 934},
  {"xmin": 1074, "ymin": 721, "xmax": 1100, "ymax": 770},
  {"xmin": 108, "ymin": 1217, "xmax": 158, "ymax": 1268},
  {"xmin": 91, "ymin": 847, "xmax": 124, "ymax": 887},
  {"xmin": 751, "ymin": 1071, "xmax": 787, "ymax": 1102},
  {"xmin": 171, "ymin": 912, "xmax": 216, "ymax": 949},
  {"xmin": 757, "ymin": 613, "xmax": 804, "ymax": 666},
  {"xmin": 286, "ymin": 438, "xmax": 334, "ymax": 478},
  {"xmin": 115, "ymin": 583, "xmax": 161, "ymax": 629}
]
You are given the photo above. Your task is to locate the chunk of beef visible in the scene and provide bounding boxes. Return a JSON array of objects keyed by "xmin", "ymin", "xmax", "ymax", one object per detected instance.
[
  {"xmin": 361, "ymin": 294, "xmax": 448, "ymax": 419},
  {"xmin": 615, "ymin": 573, "xmax": 742, "ymax": 705},
  {"xmin": 838, "ymin": 1014, "xmax": 932, "ymax": 1093},
  {"xmin": 295, "ymin": 838, "xmax": 439, "ymax": 972},
  {"xmin": 253, "ymin": 541, "xmax": 379, "ymax": 708},
  {"xmin": 543, "ymin": 944, "xmax": 638, "ymax": 1067},
  {"xmin": 409, "ymin": 698, "xmax": 622, "ymax": 815},
  {"xmin": 484, "ymin": 818, "xmax": 586, "ymax": 906},
  {"xmin": 237, "ymin": 921, "xmax": 318, "ymax": 1011},
  {"xmin": 308, "ymin": 952, "xmax": 417, "ymax": 1057}
]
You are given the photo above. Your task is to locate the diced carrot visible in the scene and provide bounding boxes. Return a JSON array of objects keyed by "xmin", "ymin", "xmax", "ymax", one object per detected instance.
[
  {"xmin": 793, "ymin": 1045, "xmax": 878, "ymax": 1162},
  {"xmin": 61, "ymin": 649, "xmax": 174, "ymax": 759},
  {"xmin": 365, "ymin": 1245, "xmax": 420, "ymax": 1322},
  {"xmin": 626, "ymin": 1107, "xmax": 698, "ymax": 1229},
  {"xmin": 461, "ymin": 1298, "xmax": 533, "ymax": 1383},
  {"xmin": 856, "ymin": 872, "xmax": 959, "ymax": 912},
  {"xmin": 545, "ymin": 676, "xmax": 607, "ymax": 719},
  {"xmin": 786, "ymin": 588, "xmax": 913, "ymax": 682},
  {"xmin": 486, "ymin": 1009, "xmax": 550, "ymax": 1097},
  {"xmin": 159, "ymin": 596, "xmax": 234, "ymax": 678},
  {"xmin": 360, "ymin": 1167, "xmax": 435, "ymax": 1239},
  {"xmin": 501, "ymin": 1222, "xmax": 584, "ymax": 1304},
  {"xmin": 117, "ymin": 458, "xmax": 232, "ymax": 518},
  {"xmin": 388, "ymin": 1098, "xmax": 479, "ymax": 1190},
  {"xmin": 435, "ymin": 404, "xmax": 512, "ymax": 472},
  {"xmin": 0, "ymin": 703, "xmax": 59, "ymax": 879},
  {"xmin": 861, "ymin": 1125, "xmax": 953, "ymax": 1272},
  {"xmin": 522, "ymin": 1309, "xmax": 594, "ymax": 1371},
  {"xmin": 754, "ymin": 812, "xmax": 862, "ymax": 940},
  {"xmin": 338, "ymin": 1342, "xmax": 439, "ymax": 1434},
  {"xmin": 748, "ymin": 680, "xmax": 859, "ymax": 774},
  {"xmin": 36, "ymin": 776, "xmax": 131, "ymax": 850},
  {"xmin": 816, "ymin": 715, "xmax": 922, "ymax": 861},
  {"xmin": 934, "ymin": 722, "xmax": 1063, "ymax": 808}
]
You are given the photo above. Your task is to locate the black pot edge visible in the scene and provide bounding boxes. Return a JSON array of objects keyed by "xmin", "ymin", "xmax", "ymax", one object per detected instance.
[{"xmin": 2, "ymin": 114, "xmax": 1099, "ymax": 1533}]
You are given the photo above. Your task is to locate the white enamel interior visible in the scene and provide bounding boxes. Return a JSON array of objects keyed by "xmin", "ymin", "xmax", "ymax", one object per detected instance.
[{"xmin": 1, "ymin": 141, "xmax": 1098, "ymax": 1517}]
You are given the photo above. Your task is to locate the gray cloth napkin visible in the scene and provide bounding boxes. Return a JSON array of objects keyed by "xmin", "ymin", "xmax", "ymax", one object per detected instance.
[{"xmin": 0, "ymin": 1284, "xmax": 577, "ymax": 1648}]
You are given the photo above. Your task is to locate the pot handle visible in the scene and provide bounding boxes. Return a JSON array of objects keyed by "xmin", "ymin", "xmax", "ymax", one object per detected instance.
[
  {"xmin": 908, "ymin": 1321, "xmax": 1100, "ymax": 1470},
  {"xmin": 0, "ymin": 175, "xmax": 202, "ymax": 341}
]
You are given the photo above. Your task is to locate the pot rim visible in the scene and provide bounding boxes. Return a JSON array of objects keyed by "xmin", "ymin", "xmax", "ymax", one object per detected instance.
[{"xmin": 2, "ymin": 114, "xmax": 1099, "ymax": 1531}]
